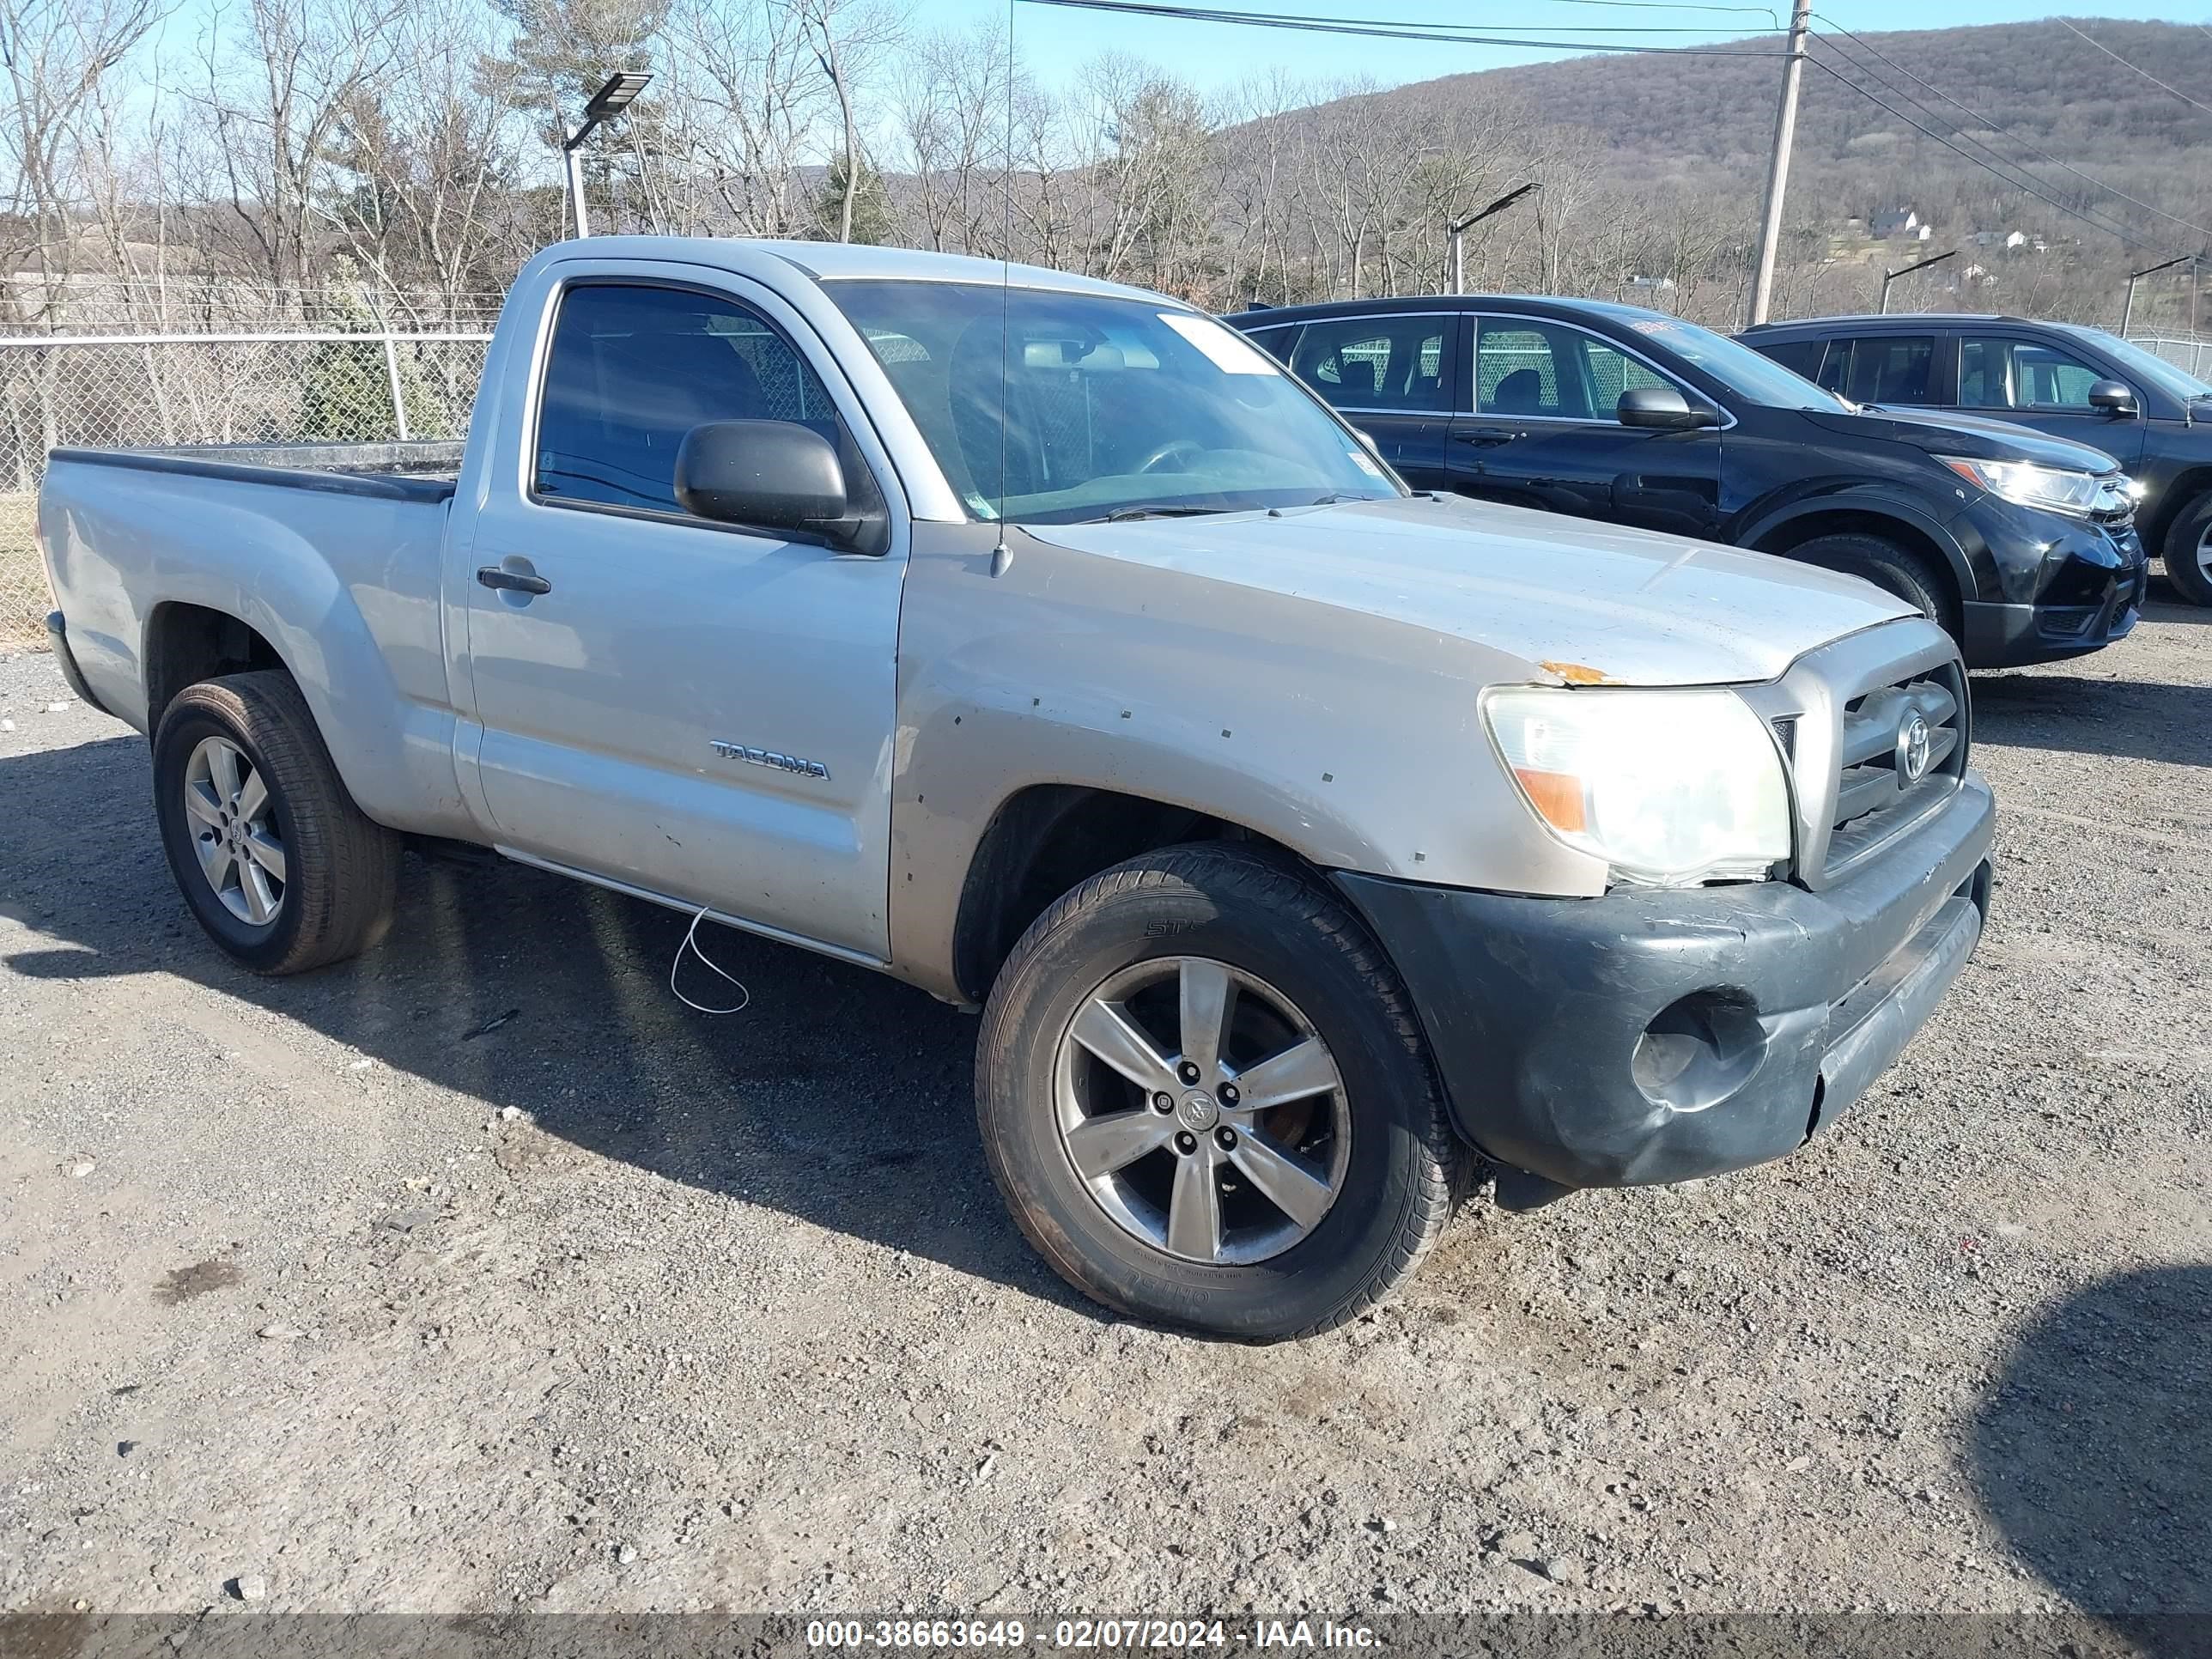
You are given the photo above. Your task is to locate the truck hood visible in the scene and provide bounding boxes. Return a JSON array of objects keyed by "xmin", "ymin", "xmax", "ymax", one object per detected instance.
[
  {"xmin": 1799, "ymin": 404, "xmax": 2122, "ymax": 471},
  {"xmin": 1024, "ymin": 494, "xmax": 1917, "ymax": 688}
]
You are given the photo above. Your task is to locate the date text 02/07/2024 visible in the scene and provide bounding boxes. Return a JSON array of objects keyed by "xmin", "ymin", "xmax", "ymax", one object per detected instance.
[{"xmin": 803, "ymin": 1620, "xmax": 1381, "ymax": 1650}]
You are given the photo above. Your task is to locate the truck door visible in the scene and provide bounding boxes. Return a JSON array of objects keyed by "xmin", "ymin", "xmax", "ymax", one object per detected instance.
[
  {"xmin": 459, "ymin": 270, "xmax": 904, "ymax": 961},
  {"xmin": 1283, "ymin": 312, "xmax": 1457, "ymax": 489},
  {"xmin": 1446, "ymin": 314, "xmax": 1725, "ymax": 541}
]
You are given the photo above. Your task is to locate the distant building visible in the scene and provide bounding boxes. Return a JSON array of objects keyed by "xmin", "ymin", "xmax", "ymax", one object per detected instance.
[
  {"xmin": 1628, "ymin": 275, "xmax": 1676, "ymax": 291},
  {"xmin": 1872, "ymin": 207, "xmax": 1923, "ymax": 239}
]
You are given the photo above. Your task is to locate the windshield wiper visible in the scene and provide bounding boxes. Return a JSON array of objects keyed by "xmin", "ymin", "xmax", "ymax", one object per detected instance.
[{"xmin": 1097, "ymin": 505, "xmax": 1231, "ymax": 522}]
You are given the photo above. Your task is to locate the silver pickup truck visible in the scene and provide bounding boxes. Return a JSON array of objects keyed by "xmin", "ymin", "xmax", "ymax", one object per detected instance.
[{"xmin": 40, "ymin": 239, "xmax": 1995, "ymax": 1339}]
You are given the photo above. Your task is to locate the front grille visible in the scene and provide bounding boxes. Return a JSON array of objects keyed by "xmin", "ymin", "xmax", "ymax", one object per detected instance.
[{"xmin": 1822, "ymin": 663, "xmax": 1968, "ymax": 879}]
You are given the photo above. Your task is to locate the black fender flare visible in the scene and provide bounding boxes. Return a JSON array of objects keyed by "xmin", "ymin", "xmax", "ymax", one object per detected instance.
[{"xmin": 1735, "ymin": 490, "xmax": 1984, "ymax": 601}]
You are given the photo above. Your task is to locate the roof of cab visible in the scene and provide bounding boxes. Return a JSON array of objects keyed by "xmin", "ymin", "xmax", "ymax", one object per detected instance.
[
  {"xmin": 532, "ymin": 234, "xmax": 1183, "ymax": 307},
  {"xmin": 1744, "ymin": 313, "xmax": 2038, "ymax": 331},
  {"xmin": 1221, "ymin": 294, "xmax": 1684, "ymax": 328}
]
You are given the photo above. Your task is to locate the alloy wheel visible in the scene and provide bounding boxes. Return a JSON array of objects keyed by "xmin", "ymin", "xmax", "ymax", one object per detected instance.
[
  {"xmin": 182, "ymin": 735, "xmax": 286, "ymax": 925},
  {"xmin": 1051, "ymin": 956, "xmax": 1351, "ymax": 1266}
]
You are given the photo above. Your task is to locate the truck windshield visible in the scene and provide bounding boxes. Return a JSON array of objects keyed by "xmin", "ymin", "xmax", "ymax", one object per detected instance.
[{"xmin": 824, "ymin": 279, "xmax": 1403, "ymax": 524}]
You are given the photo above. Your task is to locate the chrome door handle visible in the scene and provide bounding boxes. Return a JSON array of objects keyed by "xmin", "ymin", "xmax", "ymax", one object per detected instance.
[{"xmin": 477, "ymin": 565, "xmax": 552, "ymax": 596}]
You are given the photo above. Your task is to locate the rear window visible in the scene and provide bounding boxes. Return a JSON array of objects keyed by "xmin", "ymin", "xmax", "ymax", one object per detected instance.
[
  {"xmin": 1821, "ymin": 336, "xmax": 1936, "ymax": 406},
  {"xmin": 1756, "ymin": 337, "xmax": 1826, "ymax": 380}
]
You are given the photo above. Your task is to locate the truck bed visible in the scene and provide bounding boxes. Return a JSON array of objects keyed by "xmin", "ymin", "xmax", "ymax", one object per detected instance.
[{"xmin": 47, "ymin": 440, "xmax": 464, "ymax": 503}]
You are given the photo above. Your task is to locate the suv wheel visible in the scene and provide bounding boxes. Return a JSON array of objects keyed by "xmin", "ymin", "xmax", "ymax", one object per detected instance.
[
  {"xmin": 153, "ymin": 671, "xmax": 400, "ymax": 975},
  {"xmin": 1788, "ymin": 532, "xmax": 1955, "ymax": 636},
  {"xmin": 975, "ymin": 843, "xmax": 1466, "ymax": 1340},
  {"xmin": 2160, "ymin": 492, "xmax": 2212, "ymax": 607}
]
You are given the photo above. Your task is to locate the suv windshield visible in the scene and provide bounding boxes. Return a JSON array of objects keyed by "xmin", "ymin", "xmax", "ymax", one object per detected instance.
[
  {"xmin": 2076, "ymin": 328, "xmax": 2212, "ymax": 404},
  {"xmin": 823, "ymin": 279, "xmax": 1402, "ymax": 524},
  {"xmin": 1623, "ymin": 314, "xmax": 1851, "ymax": 411}
]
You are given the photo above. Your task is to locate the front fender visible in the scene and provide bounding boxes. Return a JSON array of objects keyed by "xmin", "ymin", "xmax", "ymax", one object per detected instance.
[
  {"xmin": 1735, "ymin": 485, "xmax": 1987, "ymax": 599},
  {"xmin": 884, "ymin": 522, "xmax": 1601, "ymax": 1002}
]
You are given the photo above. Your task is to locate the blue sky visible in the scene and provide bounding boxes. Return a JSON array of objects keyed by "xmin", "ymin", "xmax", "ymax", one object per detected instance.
[{"xmin": 948, "ymin": 0, "xmax": 2212, "ymax": 93}]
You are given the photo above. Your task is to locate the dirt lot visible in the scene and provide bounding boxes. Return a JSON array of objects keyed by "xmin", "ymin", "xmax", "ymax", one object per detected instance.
[{"xmin": 1, "ymin": 599, "xmax": 2207, "ymax": 1625}]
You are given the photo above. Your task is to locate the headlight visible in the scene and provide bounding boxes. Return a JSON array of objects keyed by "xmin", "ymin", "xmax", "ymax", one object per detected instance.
[
  {"xmin": 1482, "ymin": 687, "xmax": 1792, "ymax": 888},
  {"xmin": 1938, "ymin": 455, "xmax": 2102, "ymax": 517}
]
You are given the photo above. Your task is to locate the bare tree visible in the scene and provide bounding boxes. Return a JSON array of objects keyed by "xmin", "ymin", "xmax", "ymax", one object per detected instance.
[
  {"xmin": 190, "ymin": 0, "xmax": 407, "ymax": 307},
  {"xmin": 0, "ymin": 0, "xmax": 173, "ymax": 324},
  {"xmin": 894, "ymin": 22, "xmax": 1007, "ymax": 256}
]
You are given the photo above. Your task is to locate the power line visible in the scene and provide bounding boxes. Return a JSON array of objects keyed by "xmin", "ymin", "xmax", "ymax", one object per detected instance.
[
  {"xmin": 1013, "ymin": 0, "xmax": 1790, "ymax": 55},
  {"xmin": 1812, "ymin": 14, "xmax": 2212, "ymax": 245},
  {"xmin": 2057, "ymin": 19, "xmax": 2212, "ymax": 118},
  {"xmin": 1802, "ymin": 52, "xmax": 2166, "ymax": 253}
]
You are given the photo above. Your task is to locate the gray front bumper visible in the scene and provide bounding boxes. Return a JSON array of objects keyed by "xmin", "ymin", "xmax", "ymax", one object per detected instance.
[{"xmin": 1335, "ymin": 773, "xmax": 1996, "ymax": 1190}]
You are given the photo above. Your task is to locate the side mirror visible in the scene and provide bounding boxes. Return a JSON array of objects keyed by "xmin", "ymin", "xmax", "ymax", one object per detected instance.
[
  {"xmin": 674, "ymin": 420, "xmax": 854, "ymax": 538},
  {"xmin": 1618, "ymin": 385, "xmax": 1713, "ymax": 430},
  {"xmin": 2087, "ymin": 379, "xmax": 2138, "ymax": 416}
]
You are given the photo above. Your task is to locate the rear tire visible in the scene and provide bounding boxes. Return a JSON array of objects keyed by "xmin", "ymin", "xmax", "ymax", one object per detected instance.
[
  {"xmin": 1787, "ymin": 531, "xmax": 1956, "ymax": 637},
  {"xmin": 2160, "ymin": 491, "xmax": 2212, "ymax": 607},
  {"xmin": 975, "ymin": 843, "xmax": 1466, "ymax": 1340},
  {"xmin": 153, "ymin": 671, "xmax": 399, "ymax": 975}
]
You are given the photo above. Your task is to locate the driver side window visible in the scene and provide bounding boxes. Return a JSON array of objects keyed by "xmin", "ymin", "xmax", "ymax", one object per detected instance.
[
  {"xmin": 1474, "ymin": 321, "xmax": 1593, "ymax": 420},
  {"xmin": 536, "ymin": 282, "xmax": 875, "ymax": 523},
  {"xmin": 1960, "ymin": 337, "xmax": 2107, "ymax": 410}
]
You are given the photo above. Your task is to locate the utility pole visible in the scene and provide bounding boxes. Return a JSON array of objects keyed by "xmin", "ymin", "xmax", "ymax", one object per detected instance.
[
  {"xmin": 1447, "ymin": 183, "xmax": 1540, "ymax": 293},
  {"xmin": 2120, "ymin": 252, "xmax": 2191, "ymax": 336},
  {"xmin": 1747, "ymin": 0, "xmax": 1811, "ymax": 326},
  {"xmin": 1879, "ymin": 247, "xmax": 1956, "ymax": 313}
]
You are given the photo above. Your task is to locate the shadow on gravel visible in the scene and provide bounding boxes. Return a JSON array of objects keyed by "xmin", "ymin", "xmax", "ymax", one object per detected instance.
[
  {"xmin": 1973, "ymin": 672, "xmax": 2212, "ymax": 768},
  {"xmin": 0, "ymin": 735, "xmax": 1093, "ymax": 1319},
  {"xmin": 1971, "ymin": 1265, "xmax": 2212, "ymax": 1637}
]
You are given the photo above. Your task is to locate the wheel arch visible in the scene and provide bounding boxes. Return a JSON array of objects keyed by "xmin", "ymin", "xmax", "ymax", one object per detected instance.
[
  {"xmin": 143, "ymin": 601, "xmax": 289, "ymax": 730},
  {"xmin": 943, "ymin": 783, "xmax": 1316, "ymax": 1006},
  {"xmin": 1743, "ymin": 499, "xmax": 1974, "ymax": 622},
  {"xmin": 2145, "ymin": 465, "xmax": 2212, "ymax": 552}
]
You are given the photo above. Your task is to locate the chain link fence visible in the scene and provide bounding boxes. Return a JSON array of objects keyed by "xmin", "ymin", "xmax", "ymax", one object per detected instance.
[
  {"xmin": 2124, "ymin": 335, "xmax": 2212, "ymax": 380},
  {"xmin": 0, "ymin": 331, "xmax": 491, "ymax": 646}
]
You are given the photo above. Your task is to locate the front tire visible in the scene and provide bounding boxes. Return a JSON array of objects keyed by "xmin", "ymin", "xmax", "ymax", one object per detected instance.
[
  {"xmin": 1788, "ymin": 531, "xmax": 1957, "ymax": 637},
  {"xmin": 2160, "ymin": 491, "xmax": 2212, "ymax": 606},
  {"xmin": 975, "ymin": 844, "xmax": 1466, "ymax": 1340},
  {"xmin": 153, "ymin": 671, "xmax": 399, "ymax": 975}
]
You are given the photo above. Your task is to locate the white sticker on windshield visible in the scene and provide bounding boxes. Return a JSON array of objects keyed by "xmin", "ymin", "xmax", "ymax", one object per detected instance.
[
  {"xmin": 1158, "ymin": 312, "xmax": 1281, "ymax": 375},
  {"xmin": 1347, "ymin": 447, "xmax": 1386, "ymax": 477}
]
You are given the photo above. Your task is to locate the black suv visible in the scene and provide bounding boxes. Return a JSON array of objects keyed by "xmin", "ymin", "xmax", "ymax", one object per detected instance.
[
  {"xmin": 1743, "ymin": 312, "xmax": 2212, "ymax": 608},
  {"xmin": 1225, "ymin": 296, "xmax": 2146, "ymax": 668}
]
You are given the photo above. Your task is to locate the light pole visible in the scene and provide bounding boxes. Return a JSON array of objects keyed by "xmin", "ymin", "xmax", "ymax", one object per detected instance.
[
  {"xmin": 1879, "ymin": 247, "xmax": 1956, "ymax": 314},
  {"xmin": 560, "ymin": 70, "xmax": 653, "ymax": 239},
  {"xmin": 2120, "ymin": 252, "xmax": 2191, "ymax": 336},
  {"xmin": 1448, "ymin": 183, "xmax": 1539, "ymax": 294}
]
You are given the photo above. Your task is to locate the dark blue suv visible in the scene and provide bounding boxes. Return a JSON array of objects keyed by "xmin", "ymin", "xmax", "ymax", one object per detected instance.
[
  {"xmin": 1226, "ymin": 296, "xmax": 2148, "ymax": 669},
  {"xmin": 1742, "ymin": 313, "xmax": 2212, "ymax": 609}
]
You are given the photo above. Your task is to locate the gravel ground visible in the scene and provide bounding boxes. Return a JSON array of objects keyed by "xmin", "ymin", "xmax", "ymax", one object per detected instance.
[{"xmin": 1, "ymin": 598, "xmax": 2207, "ymax": 1625}]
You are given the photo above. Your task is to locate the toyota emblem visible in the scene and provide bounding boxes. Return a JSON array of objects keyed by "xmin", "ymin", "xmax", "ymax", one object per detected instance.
[{"xmin": 1896, "ymin": 710, "xmax": 1933, "ymax": 783}]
